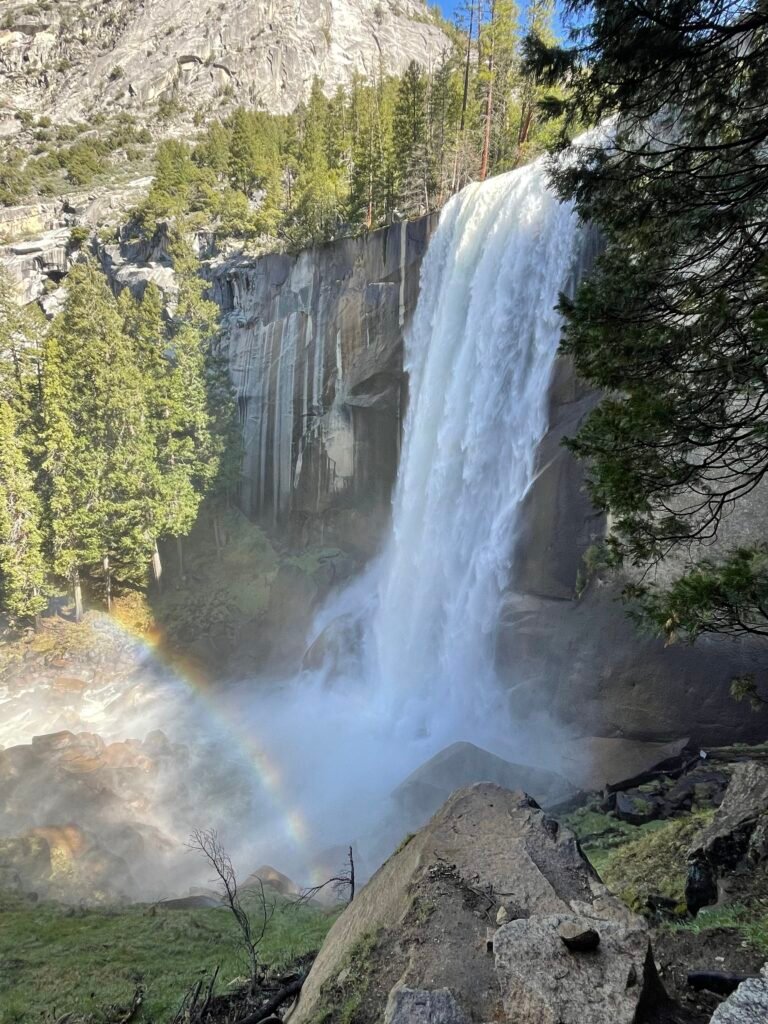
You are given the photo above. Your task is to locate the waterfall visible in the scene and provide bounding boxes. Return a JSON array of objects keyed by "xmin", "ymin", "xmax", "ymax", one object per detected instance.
[
  {"xmin": 229, "ymin": 151, "xmax": 586, "ymax": 871},
  {"xmin": 372, "ymin": 161, "xmax": 582, "ymax": 732}
]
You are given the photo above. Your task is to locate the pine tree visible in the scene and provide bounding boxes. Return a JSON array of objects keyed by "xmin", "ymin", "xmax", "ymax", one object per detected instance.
[
  {"xmin": 514, "ymin": 0, "xmax": 555, "ymax": 164},
  {"xmin": 158, "ymin": 235, "xmax": 239, "ymax": 577},
  {"xmin": 394, "ymin": 61, "xmax": 430, "ymax": 215},
  {"xmin": 538, "ymin": 0, "xmax": 768, "ymax": 640},
  {"xmin": 0, "ymin": 400, "xmax": 48, "ymax": 624},
  {"xmin": 42, "ymin": 264, "xmax": 157, "ymax": 616},
  {"xmin": 290, "ymin": 79, "xmax": 348, "ymax": 244},
  {"xmin": 0, "ymin": 271, "xmax": 48, "ymax": 624},
  {"xmin": 428, "ymin": 53, "xmax": 462, "ymax": 205}
]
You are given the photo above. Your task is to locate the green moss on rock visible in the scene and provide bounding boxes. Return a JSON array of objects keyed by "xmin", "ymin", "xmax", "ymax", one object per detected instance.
[{"xmin": 600, "ymin": 811, "xmax": 714, "ymax": 915}]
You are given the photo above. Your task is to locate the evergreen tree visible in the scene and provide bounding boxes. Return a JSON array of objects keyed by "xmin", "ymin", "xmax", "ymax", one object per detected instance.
[
  {"xmin": 513, "ymin": 0, "xmax": 555, "ymax": 165},
  {"xmin": 394, "ymin": 61, "xmax": 430, "ymax": 215},
  {"xmin": 289, "ymin": 79, "xmax": 348, "ymax": 244},
  {"xmin": 0, "ymin": 272, "xmax": 48, "ymax": 624},
  {"xmin": 42, "ymin": 264, "xmax": 157, "ymax": 616},
  {"xmin": 536, "ymin": 0, "xmax": 768, "ymax": 640},
  {"xmin": 159, "ymin": 236, "xmax": 239, "ymax": 576},
  {"xmin": 428, "ymin": 53, "xmax": 462, "ymax": 205},
  {"xmin": 0, "ymin": 400, "xmax": 48, "ymax": 624}
]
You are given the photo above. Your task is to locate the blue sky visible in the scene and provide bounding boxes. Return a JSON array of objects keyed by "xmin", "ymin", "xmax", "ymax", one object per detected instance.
[{"xmin": 434, "ymin": 1, "xmax": 575, "ymax": 39}]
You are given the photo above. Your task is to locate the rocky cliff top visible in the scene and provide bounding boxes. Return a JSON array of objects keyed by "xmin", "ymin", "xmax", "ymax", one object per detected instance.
[{"xmin": 0, "ymin": 0, "xmax": 449, "ymax": 132}]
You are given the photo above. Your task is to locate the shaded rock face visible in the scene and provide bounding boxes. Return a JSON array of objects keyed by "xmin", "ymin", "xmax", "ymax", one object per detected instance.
[
  {"xmin": 291, "ymin": 784, "xmax": 669, "ymax": 1024},
  {"xmin": 211, "ymin": 215, "xmax": 437, "ymax": 555},
  {"xmin": 502, "ymin": 345, "xmax": 767, "ymax": 747},
  {"xmin": 686, "ymin": 761, "xmax": 768, "ymax": 913},
  {"xmin": 390, "ymin": 741, "xmax": 576, "ymax": 831},
  {"xmin": 0, "ymin": 0, "xmax": 447, "ymax": 126}
]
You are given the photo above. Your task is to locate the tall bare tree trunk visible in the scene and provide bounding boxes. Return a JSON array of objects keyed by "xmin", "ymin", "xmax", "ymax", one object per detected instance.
[
  {"xmin": 152, "ymin": 541, "xmax": 163, "ymax": 593},
  {"xmin": 73, "ymin": 569, "xmax": 83, "ymax": 623},
  {"xmin": 460, "ymin": 0, "xmax": 475, "ymax": 133},
  {"xmin": 479, "ymin": 0, "xmax": 495, "ymax": 181},
  {"xmin": 176, "ymin": 536, "xmax": 185, "ymax": 579},
  {"xmin": 103, "ymin": 554, "xmax": 112, "ymax": 612}
]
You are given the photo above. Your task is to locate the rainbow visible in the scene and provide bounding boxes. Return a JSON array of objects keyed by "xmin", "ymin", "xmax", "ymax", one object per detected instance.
[{"xmin": 84, "ymin": 611, "xmax": 312, "ymax": 853}]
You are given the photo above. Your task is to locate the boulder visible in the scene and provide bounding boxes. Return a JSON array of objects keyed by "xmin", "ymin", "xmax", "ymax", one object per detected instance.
[
  {"xmin": 159, "ymin": 894, "xmax": 223, "ymax": 910},
  {"xmin": 384, "ymin": 987, "xmax": 470, "ymax": 1024},
  {"xmin": 557, "ymin": 919, "xmax": 601, "ymax": 951},
  {"xmin": 614, "ymin": 790, "xmax": 664, "ymax": 826},
  {"xmin": 390, "ymin": 741, "xmax": 575, "ymax": 831},
  {"xmin": 244, "ymin": 865, "xmax": 300, "ymax": 897},
  {"xmin": 496, "ymin": 914, "xmax": 658, "ymax": 1024},
  {"xmin": 686, "ymin": 761, "xmax": 768, "ymax": 913},
  {"xmin": 709, "ymin": 966, "xmax": 768, "ymax": 1023},
  {"xmin": 290, "ymin": 783, "xmax": 669, "ymax": 1024},
  {"xmin": 302, "ymin": 613, "xmax": 363, "ymax": 674}
]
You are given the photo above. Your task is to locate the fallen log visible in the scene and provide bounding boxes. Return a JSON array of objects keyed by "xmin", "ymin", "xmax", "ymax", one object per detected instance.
[
  {"xmin": 687, "ymin": 970, "xmax": 752, "ymax": 995},
  {"xmin": 236, "ymin": 977, "xmax": 304, "ymax": 1024}
]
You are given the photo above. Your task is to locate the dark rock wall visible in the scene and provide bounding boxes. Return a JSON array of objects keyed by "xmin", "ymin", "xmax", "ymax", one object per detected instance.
[
  {"xmin": 211, "ymin": 215, "xmax": 437, "ymax": 555},
  {"xmin": 505, "ymin": 352, "xmax": 766, "ymax": 747}
]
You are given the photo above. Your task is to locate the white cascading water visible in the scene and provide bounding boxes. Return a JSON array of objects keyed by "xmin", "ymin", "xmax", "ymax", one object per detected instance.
[
  {"xmin": 229, "ymin": 151, "xmax": 586, "ymax": 872},
  {"xmin": 373, "ymin": 160, "xmax": 582, "ymax": 732}
]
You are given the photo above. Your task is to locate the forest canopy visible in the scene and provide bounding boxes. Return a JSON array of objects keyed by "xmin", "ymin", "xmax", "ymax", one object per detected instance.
[{"xmin": 132, "ymin": 0, "xmax": 567, "ymax": 248}]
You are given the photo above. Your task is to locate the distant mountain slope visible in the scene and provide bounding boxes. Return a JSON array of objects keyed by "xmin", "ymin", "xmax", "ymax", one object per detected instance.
[{"xmin": 0, "ymin": 0, "xmax": 449, "ymax": 131}]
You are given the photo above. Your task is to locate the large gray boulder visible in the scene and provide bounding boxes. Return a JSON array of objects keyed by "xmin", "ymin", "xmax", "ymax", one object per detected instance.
[
  {"xmin": 291, "ymin": 784, "xmax": 668, "ymax": 1024},
  {"xmin": 686, "ymin": 761, "xmax": 768, "ymax": 913},
  {"xmin": 709, "ymin": 966, "xmax": 768, "ymax": 1023}
]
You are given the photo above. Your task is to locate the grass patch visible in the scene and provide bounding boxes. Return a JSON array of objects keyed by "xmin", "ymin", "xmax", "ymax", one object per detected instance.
[
  {"xmin": 562, "ymin": 805, "xmax": 669, "ymax": 878},
  {"xmin": 563, "ymin": 803, "xmax": 716, "ymax": 914},
  {"xmin": 0, "ymin": 889, "xmax": 336, "ymax": 1023},
  {"xmin": 598, "ymin": 812, "xmax": 714, "ymax": 914},
  {"xmin": 665, "ymin": 902, "xmax": 768, "ymax": 955}
]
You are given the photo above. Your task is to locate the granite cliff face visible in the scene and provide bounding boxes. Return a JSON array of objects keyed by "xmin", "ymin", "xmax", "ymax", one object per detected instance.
[
  {"xmin": 210, "ymin": 215, "xmax": 437, "ymax": 554},
  {"xmin": 0, "ymin": 0, "xmax": 448, "ymax": 128},
  {"xmin": 503, "ymin": 348, "xmax": 767, "ymax": 747}
]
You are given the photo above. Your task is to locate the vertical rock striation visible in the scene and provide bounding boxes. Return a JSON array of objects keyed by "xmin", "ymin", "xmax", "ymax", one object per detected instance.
[{"xmin": 210, "ymin": 215, "xmax": 437, "ymax": 554}]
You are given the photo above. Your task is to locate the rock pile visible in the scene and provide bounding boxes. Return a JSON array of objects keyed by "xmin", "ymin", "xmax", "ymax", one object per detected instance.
[{"xmin": 686, "ymin": 760, "xmax": 768, "ymax": 913}]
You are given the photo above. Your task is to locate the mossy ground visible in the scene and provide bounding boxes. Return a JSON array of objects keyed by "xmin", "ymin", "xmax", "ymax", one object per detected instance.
[
  {"xmin": 0, "ymin": 889, "xmax": 337, "ymax": 1024},
  {"xmin": 597, "ymin": 812, "xmax": 715, "ymax": 914},
  {"xmin": 565, "ymin": 804, "xmax": 717, "ymax": 916},
  {"xmin": 310, "ymin": 932, "xmax": 379, "ymax": 1024},
  {"xmin": 564, "ymin": 796, "xmax": 768, "ymax": 956}
]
